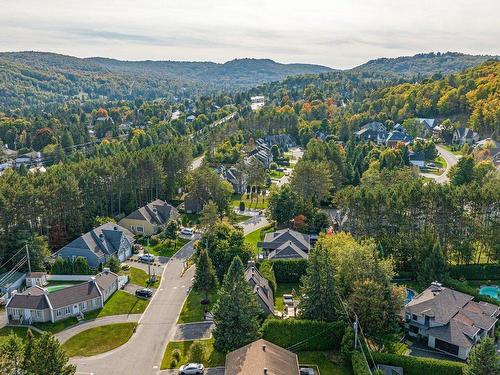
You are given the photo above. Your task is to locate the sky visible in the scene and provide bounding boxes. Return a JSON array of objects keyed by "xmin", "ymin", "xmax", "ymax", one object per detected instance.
[{"xmin": 1, "ymin": 0, "xmax": 499, "ymax": 69}]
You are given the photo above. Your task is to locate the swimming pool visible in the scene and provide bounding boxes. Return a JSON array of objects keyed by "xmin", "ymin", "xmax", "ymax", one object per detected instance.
[
  {"xmin": 405, "ymin": 288, "xmax": 416, "ymax": 305},
  {"xmin": 45, "ymin": 284, "xmax": 75, "ymax": 293},
  {"xmin": 479, "ymin": 285, "xmax": 500, "ymax": 301}
]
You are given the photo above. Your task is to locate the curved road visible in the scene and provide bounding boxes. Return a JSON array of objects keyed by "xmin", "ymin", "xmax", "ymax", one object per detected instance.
[
  {"xmin": 420, "ymin": 145, "xmax": 459, "ymax": 184},
  {"xmin": 72, "ymin": 236, "xmax": 198, "ymax": 375}
]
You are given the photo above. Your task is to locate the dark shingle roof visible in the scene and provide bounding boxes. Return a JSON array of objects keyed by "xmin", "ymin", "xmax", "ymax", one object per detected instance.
[
  {"xmin": 245, "ymin": 264, "xmax": 274, "ymax": 314},
  {"xmin": 124, "ymin": 199, "xmax": 178, "ymax": 226},
  {"xmin": 262, "ymin": 229, "xmax": 310, "ymax": 251},
  {"xmin": 47, "ymin": 280, "xmax": 102, "ymax": 308},
  {"xmin": 7, "ymin": 286, "xmax": 49, "ymax": 309}
]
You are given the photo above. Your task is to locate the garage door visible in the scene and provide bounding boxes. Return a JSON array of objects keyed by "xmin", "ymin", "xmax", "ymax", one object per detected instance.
[{"xmin": 435, "ymin": 338, "xmax": 459, "ymax": 356}]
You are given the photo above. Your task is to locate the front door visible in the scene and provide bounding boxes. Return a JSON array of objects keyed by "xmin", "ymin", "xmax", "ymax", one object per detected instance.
[
  {"xmin": 24, "ymin": 309, "xmax": 31, "ymax": 320},
  {"xmin": 73, "ymin": 304, "xmax": 79, "ymax": 314}
]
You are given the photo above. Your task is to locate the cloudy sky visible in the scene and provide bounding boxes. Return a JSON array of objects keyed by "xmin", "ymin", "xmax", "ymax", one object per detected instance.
[{"xmin": 1, "ymin": 0, "xmax": 499, "ymax": 68}]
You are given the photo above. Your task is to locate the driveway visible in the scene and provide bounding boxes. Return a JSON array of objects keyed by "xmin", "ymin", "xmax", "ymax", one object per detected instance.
[
  {"xmin": 160, "ymin": 367, "xmax": 224, "ymax": 375},
  {"xmin": 237, "ymin": 213, "xmax": 270, "ymax": 235},
  {"xmin": 173, "ymin": 322, "xmax": 214, "ymax": 340},
  {"xmin": 72, "ymin": 235, "xmax": 199, "ymax": 375},
  {"xmin": 420, "ymin": 145, "xmax": 459, "ymax": 184}
]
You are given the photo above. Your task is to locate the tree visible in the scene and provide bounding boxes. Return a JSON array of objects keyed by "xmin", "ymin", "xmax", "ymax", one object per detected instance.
[
  {"xmin": 199, "ymin": 200, "xmax": 219, "ymax": 231},
  {"xmin": 212, "ymin": 256, "xmax": 261, "ymax": 352},
  {"xmin": 0, "ymin": 332, "xmax": 24, "ymax": 374},
  {"xmin": 93, "ymin": 216, "xmax": 116, "ymax": 227},
  {"xmin": 164, "ymin": 220, "xmax": 179, "ymax": 240},
  {"xmin": 417, "ymin": 241, "xmax": 448, "ymax": 285},
  {"xmin": 32, "ymin": 332, "xmax": 76, "ymax": 375},
  {"xmin": 193, "ymin": 248, "xmax": 219, "ymax": 302},
  {"xmin": 61, "ymin": 130, "xmax": 74, "ymax": 150},
  {"xmin": 299, "ymin": 237, "xmax": 339, "ymax": 322},
  {"xmin": 463, "ymin": 337, "xmax": 500, "ymax": 375},
  {"xmin": 104, "ymin": 256, "xmax": 121, "ymax": 273},
  {"xmin": 267, "ymin": 185, "xmax": 298, "ymax": 227},
  {"xmin": 21, "ymin": 329, "xmax": 36, "ymax": 374},
  {"xmin": 290, "ymin": 160, "xmax": 332, "ymax": 203},
  {"xmin": 270, "ymin": 144, "xmax": 280, "ymax": 159},
  {"xmin": 28, "ymin": 235, "xmax": 51, "ymax": 272},
  {"xmin": 73, "ymin": 256, "xmax": 92, "ymax": 275},
  {"xmin": 449, "ymin": 156, "xmax": 475, "ymax": 185},
  {"xmin": 188, "ymin": 167, "xmax": 232, "ymax": 214}
]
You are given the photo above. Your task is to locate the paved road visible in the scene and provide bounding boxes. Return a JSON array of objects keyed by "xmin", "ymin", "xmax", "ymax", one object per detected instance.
[
  {"xmin": 421, "ymin": 145, "xmax": 459, "ymax": 184},
  {"xmin": 56, "ymin": 314, "xmax": 142, "ymax": 344},
  {"xmin": 173, "ymin": 322, "xmax": 214, "ymax": 341},
  {"xmin": 72, "ymin": 236, "xmax": 199, "ymax": 375},
  {"xmin": 237, "ymin": 213, "xmax": 270, "ymax": 235}
]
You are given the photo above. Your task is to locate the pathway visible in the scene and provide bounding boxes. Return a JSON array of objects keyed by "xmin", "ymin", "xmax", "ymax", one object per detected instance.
[
  {"xmin": 72, "ymin": 235, "xmax": 199, "ymax": 375},
  {"xmin": 420, "ymin": 145, "xmax": 459, "ymax": 184},
  {"xmin": 56, "ymin": 314, "xmax": 142, "ymax": 343}
]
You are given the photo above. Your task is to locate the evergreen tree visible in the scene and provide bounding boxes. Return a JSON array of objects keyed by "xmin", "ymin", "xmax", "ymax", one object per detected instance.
[
  {"xmin": 21, "ymin": 329, "xmax": 36, "ymax": 374},
  {"xmin": 104, "ymin": 256, "xmax": 121, "ymax": 273},
  {"xmin": 32, "ymin": 333, "xmax": 76, "ymax": 375},
  {"xmin": 212, "ymin": 256, "xmax": 260, "ymax": 352},
  {"xmin": 417, "ymin": 241, "xmax": 448, "ymax": 285},
  {"xmin": 0, "ymin": 332, "xmax": 24, "ymax": 374},
  {"xmin": 464, "ymin": 337, "xmax": 500, "ymax": 375},
  {"xmin": 299, "ymin": 239, "xmax": 339, "ymax": 321},
  {"xmin": 193, "ymin": 248, "xmax": 218, "ymax": 302},
  {"xmin": 61, "ymin": 130, "xmax": 74, "ymax": 149}
]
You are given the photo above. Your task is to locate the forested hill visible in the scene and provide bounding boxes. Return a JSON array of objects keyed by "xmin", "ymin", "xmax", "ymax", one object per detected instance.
[
  {"xmin": 350, "ymin": 52, "xmax": 498, "ymax": 77},
  {"xmin": 0, "ymin": 52, "xmax": 331, "ymax": 109}
]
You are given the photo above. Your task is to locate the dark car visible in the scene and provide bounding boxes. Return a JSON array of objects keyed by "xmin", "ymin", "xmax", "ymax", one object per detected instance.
[{"xmin": 135, "ymin": 288, "xmax": 153, "ymax": 298}]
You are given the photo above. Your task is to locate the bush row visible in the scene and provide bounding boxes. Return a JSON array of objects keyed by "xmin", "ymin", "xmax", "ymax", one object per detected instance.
[
  {"xmin": 444, "ymin": 278, "xmax": 499, "ymax": 306},
  {"xmin": 261, "ymin": 318, "xmax": 345, "ymax": 351},
  {"xmin": 371, "ymin": 352, "xmax": 464, "ymax": 375},
  {"xmin": 271, "ymin": 259, "xmax": 308, "ymax": 283},
  {"xmin": 449, "ymin": 263, "xmax": 500, "ymax": 280},
  {"xmin": 259, "ymin": 260, "xmax": 277, "ymax": 294},
  {"xmin": 351, "ymin": 351, "xmax": 371, "ymax": 375}
]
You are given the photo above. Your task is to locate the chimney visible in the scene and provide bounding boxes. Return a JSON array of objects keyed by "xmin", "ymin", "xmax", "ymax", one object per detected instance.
[
  {"xmin": 103, "ymin": 267, "xmax": 110, "ymax": 274},
  {"xmin": 264, "ymin": 368, "xmax": 268, "ymax": 374}
]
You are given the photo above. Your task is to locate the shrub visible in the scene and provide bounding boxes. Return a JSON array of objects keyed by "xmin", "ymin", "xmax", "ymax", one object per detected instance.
[
  {"xmin": 340, "ymin": 326, "xmax": 355, "ymax": 362},
  {"xmin": 371, "ymin": 352, "xmax": 464, "ymax": 375},
  {"xmin": 271, "ymin": 259, "xmax": 308, "ymax": 283},
  {"xmin": 171, "ymin": 349, "xmax": 181, "ymax": 361},
  {"xmin": 121, "ymin": 264, "xmax": 130, "ymax": 271},
  {"xmin": 149, "ymin": 235, "xmax": 160, "ymax": 246},
  {"xmin": 189, "ymin": 341, "xmax": 206, "ymax": 364},
  {"xmin": 258, "ymin": 261, "xmax": 277, "ymax": 294},
  {"xmin": 449, "ymin": 264, "xmax": 500, "ymax": 280},
  {"xmin": 261, "ymin": 318, "xmax": 345, "ymax": 351},
  {"xmin": 351, "ymin": 351, "xmax": 371, "ymax": 375},
  {"xmin": 239, "ymin": 201, "xmax": 245, "ymax": 212},
  {"xmin": 169, "ymin": 359, "xmax": 178, "ymax": 368}
]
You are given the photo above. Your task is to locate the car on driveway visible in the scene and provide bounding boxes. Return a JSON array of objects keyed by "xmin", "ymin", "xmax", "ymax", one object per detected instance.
[
  {"xmin": 179, "ymin": 363, "xmax": 205, "ymax": 374},
  {"xmin": 300, "ymin": 368, "xmax": 315, "ymax": 375},
  {"xmin": 180, "ymin": 227, "xmax": 194, "ymax": 236},
  {"xmin": 139, "ymin": 253, "xmax": 155, "ymax": 263},
  {"xmin": 135, "ymin": 288, "xmax": 153, "ymax": 298}
]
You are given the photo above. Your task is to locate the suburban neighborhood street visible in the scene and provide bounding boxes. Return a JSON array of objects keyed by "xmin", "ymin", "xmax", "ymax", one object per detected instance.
[
  {"xmin": 420, "ymin": 145, "xmax": 460, "ymax": 184},
  {"xmin": 72, "ymin": 236, "xmax": 199, "ymax": 375}
]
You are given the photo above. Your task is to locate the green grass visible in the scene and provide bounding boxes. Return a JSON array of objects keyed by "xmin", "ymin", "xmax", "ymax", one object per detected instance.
[
  {"xmin": 274, "ymin": 282, "xmax": 300, "ymax": 312},
  {"xmin": 34, "ymin": 317, "xmax": 79, "ymax": 334},
  {"xmin": 230, "ymin": 213, "xmax": 253, "ymax": 224},
  {"xmin": 244, "ymin": 224, "xmax": 274, "ymax": 256},
  {"xmin": 161, "ymin": 339, "xmax": 225, "ymax": 369},
  {"xmin": 269, "ymin": 170, "xmax": 284, "ymax": 180},
  {"xmin": 440, "ymin": 144, "xmax": 463, "ymax": 156},
  {"xmin": 84, "ymin": 290, "xmax": 149, "ymax": 320},
  {"xmin": 180, "ymin": 213, "xmax": 201, "ymax": 227},
  {"xmin": 433, "ymin": 155, "xmax": 446, "ymax": 169},
  {"xmin": 0, "ymin": 327, "xmax": 40, "ymax": 346},
  {"xmin": 62, "ymin": 323, "xmax": 137, "ymax": 357},
  {"xmin": 231, "ymin": 193, "xmax": 268, "ymax": 210},
  {"xmin": 298, "ymin": 351, "xmax": 353, "ymax": 375},
  {"xmin": 177, "ymin": 289, "xmax": 218, "ymax": 323},
  {"xmin": 146, "ymin": 237, "xmax": 190, "ymax": 257},
  {"xmin": 121, "ymin": 266, "xmax": 161, "ymax": 288}
]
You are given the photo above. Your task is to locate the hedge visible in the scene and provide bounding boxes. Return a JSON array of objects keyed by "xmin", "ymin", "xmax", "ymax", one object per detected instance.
[
  {"xmin": 449, "ymin": 264, "xmax": 500, "ymax": 281},
  {"xmin": 371, "ymin": 352, "xmax": 464, "ymax": 375},
  {"xmin": 351, "ymin": 351, "xmax": 371, "ymax": 375},
  {"xmin": 445, "ymin": 278, "xmax": 499, "ymax": 306},
  {"xmin": 271, "ymin": 259, "xmax": 308, "ymax": 283},
  {"xmin": 259, "ymin": 260, "xmax": 277, "ymax": 294},
  {"xmin": 261, "ymin": 318, "xmax": 345, "ymax": 351}
]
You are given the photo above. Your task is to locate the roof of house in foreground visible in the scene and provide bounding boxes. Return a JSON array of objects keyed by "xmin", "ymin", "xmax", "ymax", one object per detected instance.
[{"xmin": 225, "ymin": 339, "xmax": 299, "ymax": 375}]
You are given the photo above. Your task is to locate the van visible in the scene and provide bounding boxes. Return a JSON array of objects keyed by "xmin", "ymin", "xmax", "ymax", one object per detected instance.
[{"xmin": 180, "ymin": 227, "xmax": 194, "ymax": 236}]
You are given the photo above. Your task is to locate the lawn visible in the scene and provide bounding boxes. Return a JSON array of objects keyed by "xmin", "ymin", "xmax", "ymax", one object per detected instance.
[
  {"xmin": 62, "ymin": 323, "xmax": 137, "ymax": 357},
  {"xmin": 298, "ymin": 351, "xmax": 353, "ymax": 375},
  {"xmin": 177, "ymin": 289, "xmax": 218, "ymax": 324},
  {"xmin": 145, "ymin": 237, "xmax": 190, "ymax": 257},
  {"xmin": 121, "ymin": 266, "xmax": 161, "ymax": 288},
  {"xmin": 229, "ymin": 213, "xmax": 252, "ymax": 224},
  {"xmin": 0, "ymin": 326, "xmax": 40, "ymax": 346},
  {"xmin": 34, "ymin": 317, "xmax": 79, "ymax": 334},
  {"xmin": 231, "ymin": 193, "xmax": 268, "ymax": 210},
  {"xmin": 433, "ymin": 155, "xmax": 446, "ymax": 169},
  {"xmin": 244, "ymin": 224, "xmax": 274, "ymax": 256},
  {"xmin": 161, "ymin": 339, "xmax": 225, "ymax": 369},
  {"xmin": 440, "ymin": 144, "xmax": 463, "ymax": 156},
  {"xmin": 269, "ymin": 170, "xmax": 284, "ymax": 180},
  {"xmin": 274, "ymin": 282, "xmax": 300, "ymax": 312},
  {"xmin": 179, "ymin": 213, "xmax": 201, "ymax": 227}
]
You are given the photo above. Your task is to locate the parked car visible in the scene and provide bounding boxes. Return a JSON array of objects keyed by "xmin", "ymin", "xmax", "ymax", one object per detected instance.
[
  {"xmin": 180, "ymin": 227, "xmax": 194, "ymax": 236},
  {"xmin": 426, "ymin": 162, "xmax": 436, "ymax": 168},
  {"xmin": 139, "ymin": 254, "xmax": 155, "ymax": 263},
  {"xmin": 300, "ymin": 368, "xmax": 315, "ymax": 375},
  {"xmin": 283, "ymin": 294, "xmax": 294, "ymax": 306},
  {"xmin": 179, "ymin": 363, "xmax": 205, "ymax": 374},
  {"xmin": 284, "ymin": 170, "xmax": 291, "ymax": 176},
  {"xmin": 135, "ymin": 288, "xmax": 153, "ymax": 298}
]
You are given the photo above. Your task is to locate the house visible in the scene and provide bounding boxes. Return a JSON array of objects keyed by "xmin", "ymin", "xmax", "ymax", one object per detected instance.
[
  {"xmin": 186, "ymin": 115, "xmax": 196, "ymax": 123},
  {"xmin": 184, "ymin": 194, "xmax": 204, "ymax": 214},
  {"xmin": 404, "ymin": 282, "xmax": 499, "ymax": 360},
  {"xmin": 409, "ymin": 151, "xmax": 425, "ymax": 168},
  {"xmin": 452, "ymin": 128, "xmax": 480, "ymax": 146},
  {"xmin": 249, "ymin": 143, "xmax": 274, "ymax": 168},
  {"xmin": 56, "ymin": 222, "xmax": 134, "ymax": 269},
  {"xmin": 118, "ymin": 199, "xmax": 179, "ymax": 236},
  {"xmin": 258, "ymin": 228, "xmax": 311, "ymax": 259},
  {"xmin": 0, "ymin": 272, "xmax": 26, "ymax": 297},
  {"xmin": 417, "ymin": 118, "xmax": 437, "ymax": 135},
  {"xmin": 245, "ymin": 261, "xmax": 274, "ymax": 315},
  {"xmin": 225, "ymin": 339, "xmax": 300, "ymax": 375},
  {"xmin": 15, "ymin": 151, "xmax": 43, "ymax": 168},
  {"xmin": 1, "ymin": 145, "xmax": 16, "ymax": 157},
  {"xmin": 385, "ymin": 131, "xmax": 413, "ymax": 147},
  {"xmin": 5, "ymin": 270, "xmax": 119, "ymax": 324},
  {"xmin": 222, "ymin": 167, "xmax": 247, "ymax": 194},
  {"xmin": 355, "ymin": 122, "xmax": 387, "ymax": 145},
  {"xmin": 25, "ymin": 272, "xmax": 48, "ymax": 287},
  {"xmin": 262, "ymin": 134, "xmax": 297, "ymax": 149},
  {"xmin": 250, "ymin": 96, "xmax": 265, "ymax": 111}
]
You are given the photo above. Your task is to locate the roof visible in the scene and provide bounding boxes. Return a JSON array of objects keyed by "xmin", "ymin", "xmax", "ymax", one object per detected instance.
[
  {"xmin": 386, "ymin": 131, "xmax": 413, "ymax": 144},
  {"xmin": 47, "ymin": 280, "xmax": 102, "ymax": 308},
  {"xmin": 223, "ymin": 167, "xmax": 244, "ymax": 185},
  {"xmin": 26, "ymin": 272, "xmax": 47, "ymax": 278},
  {"xmin": 245, "ymin": 264, "xmax": 274, "ymax": 314},
  {"xmin": 268, "ymin": 241, "xmax": 308, "ymax": 260},
  {"xmin": 455, "ymin": 127, "xmax": 478, "ymax": 140},
  {"xmin": 59, "ymin": 222, "xmax": 134, "ymax": 259},
  {"xmin": 94, "ymin": 270, "xmax": 119, "ymax": 291},
  {"xmin": 261, "ymin": 229, "xmax": 310, "ymax": 251},
  {"xmin": 6, "ymin": 286, "xmax": 50, "ymax": 309},
  {"xmin": 225, "ymin": 339, "xmax": 299, "ymax": 375},
  {"xmin": 417, "ymin": 118, "xmax": 436, "ymax": 129},
  {"xmin": 361, "ymin": 121, "xmax": 387, "ymax": 132},
  {"xmin": 409, "ymin": 151, "xmax": 425, "ymax": 161},
  {"xmin": 0, "ymin": 271, "xmax": 26, "ymax": 289},
  {"xmin": 122, "ymin": 199, "xmax": 178, "ymax": 226}
]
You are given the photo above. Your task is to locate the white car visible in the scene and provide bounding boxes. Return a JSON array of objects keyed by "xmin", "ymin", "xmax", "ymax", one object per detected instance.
[
  {"xmin": 179, "ymin": 363, "xmax": 205, "ymax": 375},
  {"xmin": 139, "ymin": 253, "xmax": 155, "ymax": 263},
  {"xmin": 180, "ymin": 227, "xmax": 194, "ymax": 236}
]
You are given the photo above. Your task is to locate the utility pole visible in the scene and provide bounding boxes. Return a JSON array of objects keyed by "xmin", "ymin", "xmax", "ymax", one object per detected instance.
[
  {"xmin": 26, "ymin": 244, "xmax": 31, "ymax": 273},
  {"xmin": 354, "ymin": 315, "xmax": 358, "ymax": 350}
]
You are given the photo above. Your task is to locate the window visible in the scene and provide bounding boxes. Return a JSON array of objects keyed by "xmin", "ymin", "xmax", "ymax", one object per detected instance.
[
  {"xmin": 410, "ymin": 325, "xmax": 419, "ymax": 334},
  {"xmin": 56, "ymin": 309, "xmax": 62, "ymax": 317},
  {"xmin": 137, "ymin": 226, "xmax": 144, "ymax": 233},
  {"xmin": 79, "ymin": 302, "xmax": 87, "ymax": 311},
  {"xmin": 64, "ymin": 306, "xmax": 71, "ymax": 315},
  {"xmin": 412, "ymin": 314, "xmax": 418, "ymax": 321}
]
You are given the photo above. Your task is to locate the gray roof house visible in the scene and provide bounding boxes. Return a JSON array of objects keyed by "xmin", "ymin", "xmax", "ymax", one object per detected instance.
[
  {"xmin": 6, "ymin": 270, "xmax": 119, "ymax": 324},
  {"xmin": 355, "ymin": 122, "xmax": 388, "ymax": 145},
  {"xmin": 385, "ymin": 131, "xmax": 413, "ymax": 147},
  {"xmin": 452, "ymin": 128, "xmax": 480, "ymax": 146},
  {"xmin": 404, "ymin": 282, "xmax": 499, "ymax": 360},
  {"xmin": 57, "ymin": 222, "xmax": 134, "ymax": 269},
  {"xmin": 118, "ymin": 199, "xmax": 179, "ymax": 236},
  {"xmin": 249, "ymin": 142, "xmax": 274, "ymax": 168},
  {"xmin": 245, "ymin": 261, "xmax": 274, "ymax": 315},
  {"xmin": 261, "ymin": 134, "xmax": 297, "ymax": 149},
  {"xmin": 222, "ymin": 167, "xmax": 247, "ymax": 194},
  {"xmin": 258, "ymin": 229, "xmax": 311, "ymax": 259}
]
